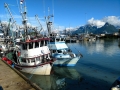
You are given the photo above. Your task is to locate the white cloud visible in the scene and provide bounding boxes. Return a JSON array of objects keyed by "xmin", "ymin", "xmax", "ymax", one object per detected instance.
[
  {"xmin": 88, "ymin": 16, "xmax": 120, "ymax": 28},
  {"xmin": 51, "ymin": 25, "xmax": 65, "ymax": 33},
  {"xmin": 87, "ymin": 18, "xmax": 105, "ymax": 28},
  {"xmin": 102, "ymin": 16, "xmax": 120, "ymax": 27}
]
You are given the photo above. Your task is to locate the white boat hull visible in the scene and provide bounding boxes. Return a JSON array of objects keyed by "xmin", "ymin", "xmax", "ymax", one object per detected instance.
[
  {"xmin": 15, "ymin": 64, "xmax": 52, "ymax": 75},
  {"xmin": 53, "ymin": 56, "xmax": 80, "ymax": 66}
]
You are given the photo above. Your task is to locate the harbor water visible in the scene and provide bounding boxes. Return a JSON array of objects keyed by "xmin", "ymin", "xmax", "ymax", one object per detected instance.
[{"xmin": 22, "ymin": 38, "xmax": 120, "ymax": 90}]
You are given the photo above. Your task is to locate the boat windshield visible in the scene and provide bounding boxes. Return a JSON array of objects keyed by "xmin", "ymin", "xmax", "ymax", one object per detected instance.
[
  {"xmin": 44, "ymin": 40, "xmax": 47, "ymax": 46},
  {"xmin": 57, "ymin": 50, "xmax": 62, "ymax": 53}
]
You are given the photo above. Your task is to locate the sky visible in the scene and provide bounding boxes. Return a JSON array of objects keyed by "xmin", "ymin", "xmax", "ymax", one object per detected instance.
[{"xmin": 0, "ymin": 0, "xmax": 120, "ymax": 32}]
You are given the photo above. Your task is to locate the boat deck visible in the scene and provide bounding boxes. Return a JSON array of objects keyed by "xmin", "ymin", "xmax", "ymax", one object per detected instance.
[{"xmin": 0, "ymin": 59, "xmax": 42, "ymax": 90}]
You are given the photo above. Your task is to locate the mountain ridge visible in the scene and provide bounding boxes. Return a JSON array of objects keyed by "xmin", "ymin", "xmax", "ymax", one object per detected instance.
[{"xmin": 72, "ymin": 22, "xmax": 118, "ymax": 35}]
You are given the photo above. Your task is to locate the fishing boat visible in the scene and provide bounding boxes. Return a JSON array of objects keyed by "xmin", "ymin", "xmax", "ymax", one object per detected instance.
[
  {"xmin": 6, "ymin": 36, "xmax": 55, "ymax": 75},
  {"xmin": 2, "ymin": 1, "xmax": 55, "ymax": 75},
  {"xmin": 48, "ymin": 34, "xmax": 82, "ymax": 66},
  {"xmin": 45, "ymin": 16, "xmax": 82, "ymax": 66}
]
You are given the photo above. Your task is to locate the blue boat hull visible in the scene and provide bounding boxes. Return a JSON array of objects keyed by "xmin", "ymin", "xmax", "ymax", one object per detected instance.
[{"xmin": 53, "ymin": 56, "xmax": 80, "ymax": 66}]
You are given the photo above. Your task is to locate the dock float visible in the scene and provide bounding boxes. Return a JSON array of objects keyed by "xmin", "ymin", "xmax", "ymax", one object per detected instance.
[{"xmin": 0, "ymin": 59, "xmax": 42, "ymax": 90}]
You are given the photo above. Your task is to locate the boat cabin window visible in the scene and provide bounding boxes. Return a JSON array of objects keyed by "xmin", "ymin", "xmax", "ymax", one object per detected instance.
[
  {"xmin": 57, "ymin": 50, "xmax": 62, "ymax": 53},
  {"xmin": 29, "ymin": 42, "xmax": 33, "ymax": 49},
  {"xmin": 22, "ymin": 43, "xmax": 27, "ymax": 50},
  {"xmin": 56, "ymin": 39, "xmax": 60, "ymax": 41},
  {"xmin": 40, "ymin": 56, "xmax": 43, "ymax": 60},
  {"xmin": 35, "ymin": 42, "xmax": 39, "ymax": 48},
  {"xmin": 53, "ymin": 50, "xmax": 57, "ymax": 53},
  {"xmin": 40, "ymin": 41, "xmax": 44, "ymax": 47},
  {"xmin": 36, "ymin": 57, "xmax": 40, "ymax": 61},
  {"xmin": 27, "ymin": 59, "xmax": 30, "ymax": 63},
  {"xmin": 30, "ymin": 58, "xmax": 35, "ymax": 62},
  {"xmin": 44, "ymin": 40, "xmax": 47, "ymax": 46},
  {"xmin": 21, "ymin": 58, "xmax": 26, "ymax": 63},
  {"xmin": 50, "ymin": 38, "xmax": 55, "ymax": 42},
  {"xmin": 61, "ymin": 38, "xmax": 64, "ymax": 41}
]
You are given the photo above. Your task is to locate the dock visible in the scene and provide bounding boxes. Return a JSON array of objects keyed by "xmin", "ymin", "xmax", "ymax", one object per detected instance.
[{"xmin": 0, "ymin": 59, "xmax": 42, "ymax": 90}]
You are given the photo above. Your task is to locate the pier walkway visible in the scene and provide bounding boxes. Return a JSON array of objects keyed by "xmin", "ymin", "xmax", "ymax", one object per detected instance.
[{"xmin": 0, "ymin": 59, "xmax": 42, "ymax": 90}]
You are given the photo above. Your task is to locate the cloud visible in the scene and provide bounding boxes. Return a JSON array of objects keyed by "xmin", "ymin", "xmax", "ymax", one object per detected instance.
[
  {"xmin": 51, "ymin": 25, "xmax": 65, "ymax": 33},
  {"xmin": 102, "ymin": 16, "xmax": 120, "ymax": 27},
  {"xmin": 87, "ymin": 18, "xmax": 105, "ymax": 28},
  {"xmin": 88, "ymin": 16, "xmax": 120, "ymax": 28}
]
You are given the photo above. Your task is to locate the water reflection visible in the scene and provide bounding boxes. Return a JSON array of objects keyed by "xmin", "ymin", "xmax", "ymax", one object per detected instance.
[
  {"xmin": 22, "ymin": 67, "xmax": 81, "ymax": 90},
  {"xmin": 78, "ymin": 39, "xmax": 120, "ymax": 56}
]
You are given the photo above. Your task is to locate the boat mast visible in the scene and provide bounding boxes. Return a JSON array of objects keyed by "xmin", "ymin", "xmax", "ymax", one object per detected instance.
[
  {"xmin": 20, "ymin": 0, "xmax": 28, "ymax": 41},
  {"xmin": 45, "ymin": 14, "xmax": 53, "ymax": 37},
  {"xmin": 4, "ymin": 3, "xmax": 19, "ymax": 38}
]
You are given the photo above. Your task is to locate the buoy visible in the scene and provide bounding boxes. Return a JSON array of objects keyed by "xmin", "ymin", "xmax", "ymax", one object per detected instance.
[
  {"xmin": 6, "ymin": 60, "xmax": 12, "ymax": 65},
  {"xmin": 2, "ymin": 56, "xmax": 12, "ymax": 65},
  {"xmin": 2, "ymin": 57, "xmax": 8, "ymax": 61}
]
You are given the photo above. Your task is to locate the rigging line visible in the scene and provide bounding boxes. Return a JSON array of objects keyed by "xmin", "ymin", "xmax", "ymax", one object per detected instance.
[
  {"xmin": 16, "ymin": 0, "xmax": 21, "ymax": 13},
  {"xmin": 7, "ymin": 4, "xmax": 17, "ymax": 6},
  {"xmin": 24, "ymin": 0, "xmax": 27, "ymax": 8},
  {"xmin": 10, "ymin": 9, "xmax": 19, "ymax": 17}
]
